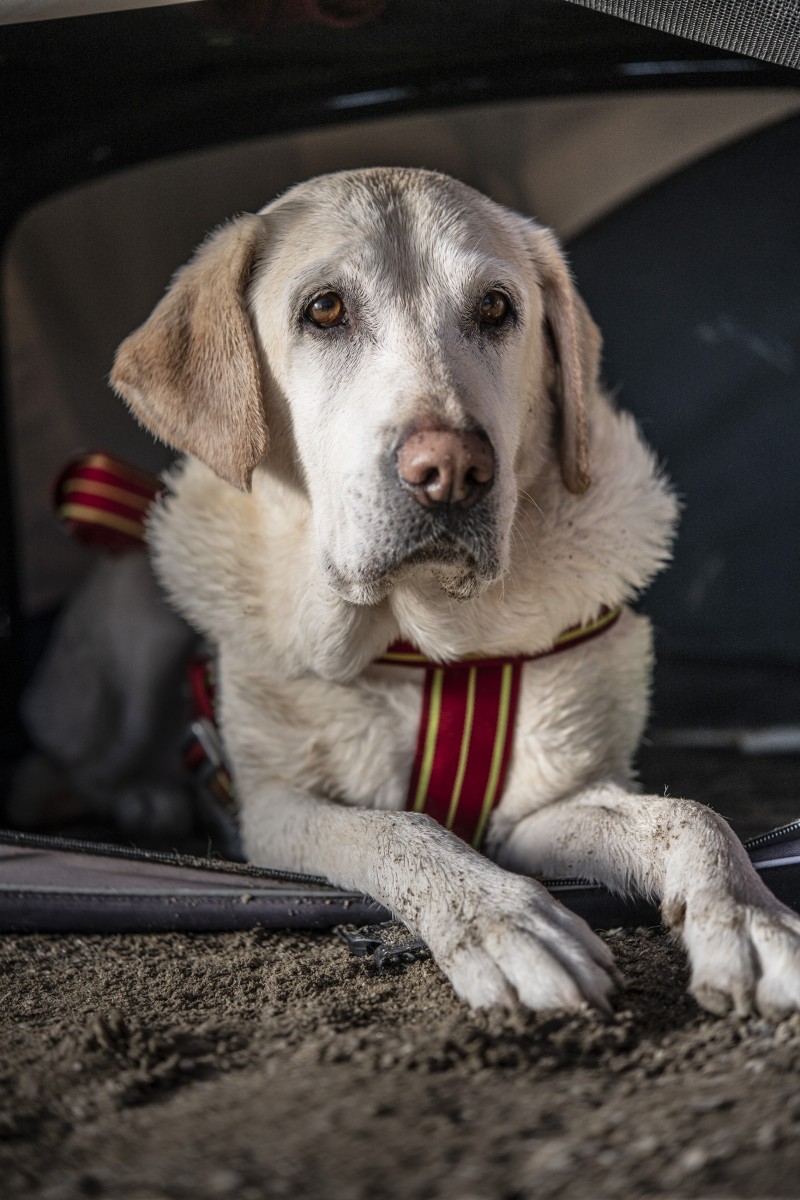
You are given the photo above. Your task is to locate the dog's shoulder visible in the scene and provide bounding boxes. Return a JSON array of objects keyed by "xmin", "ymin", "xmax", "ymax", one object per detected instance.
[{"xmin": 146, "ymin": 457, "xmax": 273, "ymax": 645}]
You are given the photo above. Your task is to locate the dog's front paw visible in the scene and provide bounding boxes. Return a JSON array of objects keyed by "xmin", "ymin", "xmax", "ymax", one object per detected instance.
[
  {"xmin": 682, "ymin": 893, "xmax": 800, "ymax": 1019},
  {"xmin": 427, "ymin": 877, "xmax": 617, "ymax": 1013}
]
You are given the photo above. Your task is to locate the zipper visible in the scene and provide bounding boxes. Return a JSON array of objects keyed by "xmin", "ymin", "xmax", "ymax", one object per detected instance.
[
  {"xmin": 541, "ymin": 877, "xmax": 601, "ymax": 890},
  {"xmin": 743, "ymin": 819, "xmax": 800, "ymax": 852},
  {"xmin": 0, "ymin": 829, "xmax": 332, "ymax": 888},
  {"xmin": 0, "ymin": 829, "xmax": 606, "ymax": 893}
]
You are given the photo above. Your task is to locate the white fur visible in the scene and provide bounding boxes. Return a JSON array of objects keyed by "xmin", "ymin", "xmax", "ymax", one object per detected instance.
[{"xmin": 22, "ymin": 168, "xmax": 800, "ymax": 1017}]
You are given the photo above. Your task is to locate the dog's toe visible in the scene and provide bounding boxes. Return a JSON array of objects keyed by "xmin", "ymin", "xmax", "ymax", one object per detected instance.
[
  {"xmin": 752, "ymin": 908, "xmax": 800, "ymax": 1019},
  {"xmin": 446, "ymin": 933, "xmax": 604, "ymax": 1013},
  {"xmin": 434, "ymin": 880, "xmax": 616, "ymax": 1014},
  {"xmin": 446, "ymin": 946, "xmax": 522, "ymax": 1009},
  {"xmin": 684, "ymin": 896, "xmax": 800, "ymax": 1019},
  {"xmin": 487, "ymin": 924, "xmax": 602, "ymax": 1012}
]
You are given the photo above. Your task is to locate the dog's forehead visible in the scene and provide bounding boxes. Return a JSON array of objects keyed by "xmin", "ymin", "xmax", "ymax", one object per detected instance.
[{"xmin": 262, "ymin": 169, "xmax": 528, "ymax": 289}]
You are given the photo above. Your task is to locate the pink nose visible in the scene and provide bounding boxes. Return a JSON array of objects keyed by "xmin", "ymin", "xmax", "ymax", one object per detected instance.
[{"xmin": 396, "ymin": 427, "xmax": 495, "ymax": 509}]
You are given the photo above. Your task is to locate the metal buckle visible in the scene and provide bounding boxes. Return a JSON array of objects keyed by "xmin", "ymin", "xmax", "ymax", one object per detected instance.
[
  {"xmin": 182, "ymin": 717, "xmax": 238, "ymax": 816},
  {"xmin": 336, "ymin": 922, "xmax": 428, "ymax": 970}
]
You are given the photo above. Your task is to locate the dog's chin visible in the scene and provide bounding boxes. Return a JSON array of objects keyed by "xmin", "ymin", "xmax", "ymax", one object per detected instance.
[
  {"xmin": 431, "ymin": 564, "xmax": 491, "ymax": 601},
  {"xmin": 326, "ymin": 574, "xmax": 392, "ymax": 607},
  {"xmin": 323, "ymin": 540, "xmax": 502, "ymax": 607}
]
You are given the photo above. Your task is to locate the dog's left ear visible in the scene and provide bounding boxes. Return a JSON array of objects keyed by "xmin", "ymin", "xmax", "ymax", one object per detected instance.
[
  {"xmin": 528, "ymin": 228, "xmax": 602, "ymax": 495},
  {"xmin": 111, "ymin": 215, "xmax": 268, "ymax": 492}
]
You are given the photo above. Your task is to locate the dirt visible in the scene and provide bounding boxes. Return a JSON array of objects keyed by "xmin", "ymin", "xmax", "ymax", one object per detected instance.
[
  {"xmin": 2, "ymin": 923, "xmax": 800, "ymax": 1199},
  {"xmin": 3, "ymin": 747, "xmax": 800, "ymax": 1199}
]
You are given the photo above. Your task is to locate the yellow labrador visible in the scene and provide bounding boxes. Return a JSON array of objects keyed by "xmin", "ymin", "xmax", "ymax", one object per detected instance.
[{"xmin": 110, "ymin": 168, "xmax": 800, "ymax": 1016}]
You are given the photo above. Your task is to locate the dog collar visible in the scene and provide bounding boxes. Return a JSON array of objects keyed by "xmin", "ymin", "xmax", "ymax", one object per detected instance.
[{"xmin": 375, "ymin": 606, "xmax": 621, "ymax": 849}]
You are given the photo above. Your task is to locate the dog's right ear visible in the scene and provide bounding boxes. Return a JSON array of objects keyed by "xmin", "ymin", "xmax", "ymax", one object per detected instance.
[{"xmin": 111, "ymin": 215, "xmax": 268, "ymax": 492}]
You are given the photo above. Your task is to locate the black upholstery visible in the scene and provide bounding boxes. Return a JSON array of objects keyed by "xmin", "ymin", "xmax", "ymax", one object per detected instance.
[{"xmin": 570, "ymin": 114, "xmax": 800, "ymax": 725}]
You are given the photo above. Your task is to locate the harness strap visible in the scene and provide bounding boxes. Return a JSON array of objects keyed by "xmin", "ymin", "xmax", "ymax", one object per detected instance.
[
  {"xmin": 54, "ymin": 451, "xmax": 163, "ymax": 551},
  {"xmin": 184, "ymin": 661, "xmax": 237, "ymax": 815},
  {"xmin": 376, "ymin": 606, "xmax": 621, "ymax": 848}
]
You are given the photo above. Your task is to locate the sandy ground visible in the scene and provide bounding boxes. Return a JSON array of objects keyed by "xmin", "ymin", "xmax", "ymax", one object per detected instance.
[
  {"xmin": 3, "ymin": 747, "xmax": 800, "ymax": 1199},
  {"xmin": 4, "ymin": 927, "xmax": 800, "ymax": 1200}
]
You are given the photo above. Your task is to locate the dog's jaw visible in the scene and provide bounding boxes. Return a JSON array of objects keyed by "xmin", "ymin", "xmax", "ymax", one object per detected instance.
[
  {"xmin": 321, "ymin": 554, "xmax": 502, "ymax": 607},
  {"xmin": 315, "ymin": 464, "xmax": 513, "ymax": 607},
  {"xmin": 320, "ymin": 524, "xmax": 507, "ymax": 608}
]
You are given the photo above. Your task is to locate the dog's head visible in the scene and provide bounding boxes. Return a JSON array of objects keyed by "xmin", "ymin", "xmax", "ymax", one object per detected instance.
[{"xmin": 112, "ymin": 168, "xmax": 601, "ymax": 604}]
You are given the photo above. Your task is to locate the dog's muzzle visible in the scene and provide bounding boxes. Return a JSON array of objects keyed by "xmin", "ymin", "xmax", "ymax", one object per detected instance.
[{"xmin": 323, "ymin": 426, "xmax": 502, "ymax": 603}]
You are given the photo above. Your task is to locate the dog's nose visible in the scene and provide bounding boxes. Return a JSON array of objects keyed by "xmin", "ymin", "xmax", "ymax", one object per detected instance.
[{"xmin": 397, "ymin": 427, "xmax": 495, "ymax": 509}]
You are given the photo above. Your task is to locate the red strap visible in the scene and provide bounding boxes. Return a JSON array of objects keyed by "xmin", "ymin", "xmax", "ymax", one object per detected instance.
[
  {"xmin": 379, "ymin": 607, "xmax": 621, "ymax": 847},
  {"xmin": 377, "ymin": 607, "xmax": 621, "ymax": 670},
  {"xmin": 405, "ymin": 658, "xmax": 523, "ymax": 847},
  {"xmin": 53, "ymin": 451, "xmax": 163, "ymax": 551},
  {"xmin": 183, "ymin": 658, "xmax": 237, "ymax": 814},
  {"xmin": 187, "ymin": 658, "xmax": 217, "ymax": 723}
]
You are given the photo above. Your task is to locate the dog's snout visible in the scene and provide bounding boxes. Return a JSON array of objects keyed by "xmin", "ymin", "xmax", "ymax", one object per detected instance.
[{"xmin": 397, "ymin": 427, "xmax": 495, "ymax": 509}]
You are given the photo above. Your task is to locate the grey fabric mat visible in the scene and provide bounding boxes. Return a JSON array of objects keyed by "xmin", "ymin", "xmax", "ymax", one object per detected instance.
[
  {"xmin": 0, "ymin": 837, "xmax": 390, "ymax": 933},
  {"xmin": 2, "ymin": 824, "xmax": 799, "ymax": 934}
]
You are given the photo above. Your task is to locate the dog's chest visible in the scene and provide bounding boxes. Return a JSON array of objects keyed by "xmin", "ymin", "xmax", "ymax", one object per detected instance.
[
  {"xmin": 225, "ymin": 664, "xmax": 424, "ymax": 813},
  {"xmin": 224, "ymin": 607, "xmax": 649, "ymax": 846}
]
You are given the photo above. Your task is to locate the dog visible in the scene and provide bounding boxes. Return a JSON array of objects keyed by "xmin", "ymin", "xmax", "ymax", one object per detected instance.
[{"xmin": 19, "ymin": 167, "xmax": 800, "ymax": 1017}]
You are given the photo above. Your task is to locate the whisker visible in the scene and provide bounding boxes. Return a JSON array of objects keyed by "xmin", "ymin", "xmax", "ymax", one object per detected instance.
[
  {"xmin": 510, "ymin": 508, "xmax": 541, "ymax": 563},
  {"xmin": 518, "ymin": 488, "xmax": 552, "ymax": 533}
]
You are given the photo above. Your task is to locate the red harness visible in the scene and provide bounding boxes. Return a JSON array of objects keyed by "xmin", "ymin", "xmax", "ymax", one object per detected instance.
[
  {"xmin": 375, "ymin": 609, "xmax": 620, "ymax": 847},
  {"xmin": 55, "ymin": 453, "xmax": 621, "ymax": 848}
]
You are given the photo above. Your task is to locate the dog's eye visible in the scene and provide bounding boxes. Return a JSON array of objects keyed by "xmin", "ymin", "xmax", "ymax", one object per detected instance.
[
  {"xmin": 479, "ymin": 290, "xmax": 510, "ymax": 327},
  {"xmin": 306, "ymin": 292, "xmax": 347, "ymax": 328}
]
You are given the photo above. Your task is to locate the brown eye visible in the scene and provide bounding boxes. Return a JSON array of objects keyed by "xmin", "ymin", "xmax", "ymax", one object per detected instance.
[
  {"xmin": 306, "ymin": 292, "xmax": 346, "ymax": 328},
  {"xmin": 479, "ymin": 290, "xmax": 510, "ymax": 327}
]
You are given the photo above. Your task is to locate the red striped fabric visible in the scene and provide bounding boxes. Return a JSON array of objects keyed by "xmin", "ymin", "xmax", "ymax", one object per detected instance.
[
  {"xmin": 378, "ymin": 607, "xmax": 621, "ymax": 848},
  {"xmin": 54, "ymin": 452, "xmax": 163, "ymax": 551},
  {"xmin": 403, "ymin": 659, "xmax": 523, "ymax": 846}
]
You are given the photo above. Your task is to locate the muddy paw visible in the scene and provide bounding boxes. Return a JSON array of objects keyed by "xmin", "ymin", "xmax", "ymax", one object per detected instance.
[
  {"xmin": 684, "ymin": 894, "xmax": 800, "ymax": 1019},
  {"xmin": 429, "ymin": 877, "xmax": 617, "ymax": 1013}
]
